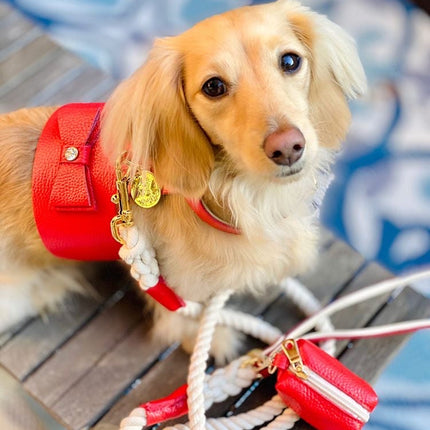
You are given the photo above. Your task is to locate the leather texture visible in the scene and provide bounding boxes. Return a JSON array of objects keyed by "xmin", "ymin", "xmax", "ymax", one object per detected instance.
[
  {"xmin": 146, "ymin": 277, "xmax": 186, "ymax": 311},
  {"xmin": 275, "ymin": 339, "xmax": 378, "ymax": 430},
  {"xmin": 143, "ymin": 384, "xmax": 188, "ymax": 425},
  {"xmin": 32, "ymin": 103, "xmax": 120, "ymax": 260}
]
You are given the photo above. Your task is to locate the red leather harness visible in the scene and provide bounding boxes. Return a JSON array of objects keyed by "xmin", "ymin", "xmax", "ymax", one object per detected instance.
[
  {"xmin": 32, "ymin": 103, "xmax": 239, "ymax": 309},
  {"xmin": 32, "ymin": 103, "xmax": 120, "ymax": 261}
]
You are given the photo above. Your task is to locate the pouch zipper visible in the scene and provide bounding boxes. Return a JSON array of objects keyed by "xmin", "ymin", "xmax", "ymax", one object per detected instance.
[{"xmin": 282, "ymin": 339, "xmax": 370, "ymax": 423}]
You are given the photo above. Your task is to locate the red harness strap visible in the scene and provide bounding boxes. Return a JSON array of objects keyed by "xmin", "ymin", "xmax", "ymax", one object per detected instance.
[
  {"xmin": 32, "ymin": 103, "xmax": 239, "ymax": 309},
  {"xmin": 32, "ymin": 103, "xmax": 120, "ymax": 261}
]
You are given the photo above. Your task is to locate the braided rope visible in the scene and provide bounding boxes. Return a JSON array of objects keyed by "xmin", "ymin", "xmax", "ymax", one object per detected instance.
[
  {"xmin": 187, "ymin": 290, "xmax": 233, "ymax": 430},
  {"xmin": 118, "ymin": 225, "xmax": 160, "ymax": 290},
  {"xmin": 118, "ymin": 225, "xmax": 332, "ymax": 430},
  {"xmin": 163, "ymin": 395, "xmax": 298, "ymax": 430},
  {"xmin": 178, "ymin": 304, "xmax": 283, "ymax": 345}
]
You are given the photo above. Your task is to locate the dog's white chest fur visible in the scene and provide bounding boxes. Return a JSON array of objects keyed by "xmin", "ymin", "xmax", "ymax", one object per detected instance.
[{"xmin": 150, "ymin": 150, "xmax": 332, "ymax": 303}]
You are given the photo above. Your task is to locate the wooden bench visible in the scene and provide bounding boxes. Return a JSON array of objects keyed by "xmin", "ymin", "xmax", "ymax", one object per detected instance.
[{"xmin": 1, "ymin": 4, "xmax": 429, "ymax": 430}]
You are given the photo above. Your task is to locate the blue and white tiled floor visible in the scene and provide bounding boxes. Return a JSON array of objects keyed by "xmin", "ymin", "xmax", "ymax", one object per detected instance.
[{"xmin": 2, "ymin": 0, "xmax": 430, "ymax": 429}]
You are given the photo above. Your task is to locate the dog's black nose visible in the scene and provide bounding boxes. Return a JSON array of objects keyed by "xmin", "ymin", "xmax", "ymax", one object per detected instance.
[{"xmin": 264, "ymin": 127, "xmax": 305, "ymax": 166}]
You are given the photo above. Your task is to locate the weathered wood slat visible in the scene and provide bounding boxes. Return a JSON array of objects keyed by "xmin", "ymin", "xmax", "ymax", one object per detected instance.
[
  {"xmin": 94, "ymin": 279, "xmax": 285, "ymax": 429},
  {"xmin": 0, "ymin": 262, "xmax": 130, "ymax": 380},
  {"xmin": 331, "ymin": 262, "xmax": 393, "ymax": 354},
  {"xmin": 38, "ymin": 67, "xmax": 116, "ymax": 106},
  {"xmin": 0, "ymin": 2, "xmax": 12, "ymax": 19},
  {"xmin": 297, "ymin": 239, "xmax": 366, "ymax": 304},
  {"xmin": 0, "ymin": 293, "xmax": 105, "ymax": 381},
  {"xmin": 0, "ymin": 53, "xmax": 83, "ymax": 111},
  {"xmin": 0, "ymin": 35, "xmax": 59, "ymax": 86},
  {"xmin": 49, "ymin": 318, "xmax": 164, "ymax": 429},
  {"xmin": 24, "ymin": 290, "xmax": 144, "ymax": 407},
  {"xmin": 340, "ymin": 287, "xmax": 430, "ymax": 382},
  {"xmin": 93, "ymin": 346, "xmax": 189, "ymax": 430},
  {"xmin": 0, "ymin": 8, "xmax": 37, "ymax": 52}
]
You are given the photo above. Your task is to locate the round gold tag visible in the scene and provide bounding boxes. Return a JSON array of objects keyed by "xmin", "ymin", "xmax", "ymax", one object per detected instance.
[{"xmin": 130, "ymin": 171, "xmax": 161, "ymax": 208}]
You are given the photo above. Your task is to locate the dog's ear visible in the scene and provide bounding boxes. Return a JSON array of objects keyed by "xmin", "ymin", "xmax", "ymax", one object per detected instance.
[
  {"xmin": 289, "ymin": 7, "xmax": 367, "ymax": 149},
  {"xmin": 102, "ymin": 39, "xmax": 214, "ymax": 198}
]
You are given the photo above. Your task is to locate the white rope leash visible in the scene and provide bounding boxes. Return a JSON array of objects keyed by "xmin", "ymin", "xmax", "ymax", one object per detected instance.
[
  {"xmin": 118, "ymin": 224, "xmax": 430, "ymax": 430},
  {"xmin": 187, "ymin": 289, "xmax": 234, "ymax": 430},
  {"xmin": 119, "ymin": 225, "xmax": 160, "ymax": 290},
  {"xmin": 118, "ymin": 225, "xmax": 334, "ymax": 430}
]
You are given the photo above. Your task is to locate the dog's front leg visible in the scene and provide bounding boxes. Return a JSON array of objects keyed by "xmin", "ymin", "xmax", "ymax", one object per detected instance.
[{"xmin": 152, "ymin": 304, "xmax": 244, "ymax": 364}]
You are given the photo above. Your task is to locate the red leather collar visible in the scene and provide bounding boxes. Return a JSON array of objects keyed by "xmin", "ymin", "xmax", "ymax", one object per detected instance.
[
  {"xmin": 185, "ymin": 199, "xmax": 240, "ymax": 235},
  {"xmin": 32, "ymin": 103, "xmax": 238, "ymax": 309}
]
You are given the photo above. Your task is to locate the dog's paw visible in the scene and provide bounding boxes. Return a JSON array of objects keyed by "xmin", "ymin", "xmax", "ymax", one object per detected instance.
[
  {"xmin": 153, "ymin": 307, "xmax": 244, "ymax": 364},
  {"xmin": 180, "ymin": 325, "xmax": 244, "ymax": 365},
  {"xmin": 210, "ymin": 325, "xmax": 245, "ymax": 364}
]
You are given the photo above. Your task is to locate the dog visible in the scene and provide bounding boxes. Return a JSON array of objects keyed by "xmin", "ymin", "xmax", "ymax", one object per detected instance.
[{"xmin": 0, "ymin": 0, "xmax": 365, "ymax": 362}]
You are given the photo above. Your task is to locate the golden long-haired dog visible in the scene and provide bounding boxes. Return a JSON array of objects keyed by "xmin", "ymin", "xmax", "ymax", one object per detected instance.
[{"xmin": 0, "ymin": 0, "xmax": 365, "ymax": 361}]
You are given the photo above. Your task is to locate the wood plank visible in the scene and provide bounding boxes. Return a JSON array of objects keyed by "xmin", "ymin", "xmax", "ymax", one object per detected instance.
[
  {"xmin": 0, "ymin": 8, "xmax": 38, "ymax": 52},
  {"xmin": 340, "ymin": 287, "xmax": 430, "ymax": 383},
  {"xmin": 0, "ymin": 2, "xmax": 12, "ymax": 19},
  {"xmin": 330, "ymin": 262, "xmax": 393, "ymax": 354},
  {"xmin": 49, "ymin": 318, "xmax": 164, "ymax": 430},
  {"xmin": 39, "ymin": 67, "xmax": 116, "ymax": 106},
  {"xmin": 0, "ymin": 262, "xmax": 130, "ymax": 381},
  {"xmin": 298, "ymin": 238, "xmax": 366, "ymax": 303},
  {"xmin": 24, "ymin": 290, "xmax": 144, "ymax": 407},
  {"xmin": 0, "ymin": 293, "xmax": 104, "ymax": 381},
  {"xmin": 0, "ymin": 53, "xmax": 83, "ymax": 111},
  {"xmin": 93, "ymin": 346, "xmax": 189, "ymax": 430},
  {"xmin": 0, "ymin": 35, "xmax": 59, "ymax": 86}
]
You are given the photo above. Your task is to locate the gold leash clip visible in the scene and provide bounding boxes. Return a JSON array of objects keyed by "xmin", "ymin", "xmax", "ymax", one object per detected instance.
[
  {"xmin": 110, "ymin": 154, "xmax": 134, "ymax": 245},
  {"xmin": 241, "ymin": 349, "xmax": 278, "ymax": 377}
]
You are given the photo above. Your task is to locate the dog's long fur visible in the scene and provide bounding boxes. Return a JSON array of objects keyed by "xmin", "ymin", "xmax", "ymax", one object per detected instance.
[{"xmin": 0, "ymin": 1, "xmax": 365, "ymax": 361}]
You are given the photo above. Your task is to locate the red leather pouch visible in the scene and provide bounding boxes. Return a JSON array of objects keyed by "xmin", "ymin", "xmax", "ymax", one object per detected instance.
[{"xmin": 274, "ymin": 339, "xmax": 378, "ymax": 430}]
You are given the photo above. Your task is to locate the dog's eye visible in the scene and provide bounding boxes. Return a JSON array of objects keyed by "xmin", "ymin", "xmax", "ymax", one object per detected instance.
[
  {"xmin": 280, "ymin": 53, "xmax": 302, "ymax": 74},
  {"xmin": 202, "ymin": 77, "xmax": 227, "ymax": 98}
]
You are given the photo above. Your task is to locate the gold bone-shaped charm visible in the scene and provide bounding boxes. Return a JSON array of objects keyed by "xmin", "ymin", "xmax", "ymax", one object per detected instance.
[{"xmin": 131, "ymin": 171, "xmax": 161, "ymax": 208}]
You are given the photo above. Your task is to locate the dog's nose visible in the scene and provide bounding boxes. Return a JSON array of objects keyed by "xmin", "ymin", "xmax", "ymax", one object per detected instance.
[{"xmin": 264, "ymin": 127, "xmax": 305, "ymax": 166}]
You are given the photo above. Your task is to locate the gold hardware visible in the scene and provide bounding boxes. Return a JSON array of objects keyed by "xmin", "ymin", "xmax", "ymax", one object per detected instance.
[
  {"xmin": 131, "ymin": 171, "xmax": 161, "ymax": 208},
  {"xmin": 241, "ymin": 349, "xmax": 278, "ymax": 376},
  {"xmin": 110, "ymin": 155, "xmax": 162, "ymax": 244},
  {"xmin": 281, "ymin": 339, "xmax": 308, "ymax": 379},
  {"xmin": 242, "ymin": 349, "xmax": 268, "ymax": 376},
  {"xmin": 110, "ymin": 154, "xmax": 134, "ymax": 244},
  {"xmin": 241, "ymin": 349, "xmax": 265, "ymax": 368}
]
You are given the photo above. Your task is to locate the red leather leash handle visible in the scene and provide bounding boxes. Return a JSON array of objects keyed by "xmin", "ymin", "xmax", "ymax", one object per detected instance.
[
  {"xmin": 32, "ymin": 103, "xmax": 120, "ymax": 260},
  {"xmin": 146, "ymin": 277, "xmax": 186, "ymax": 311},
  {"xmin": 142, "ymin": 384, "xmax": 188, "ymax": 426}
]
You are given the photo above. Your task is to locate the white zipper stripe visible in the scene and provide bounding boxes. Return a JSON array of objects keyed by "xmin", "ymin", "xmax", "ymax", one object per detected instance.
[{"xmin": 300, "ymin": 366, "xmax": 370, "ymax": 423}]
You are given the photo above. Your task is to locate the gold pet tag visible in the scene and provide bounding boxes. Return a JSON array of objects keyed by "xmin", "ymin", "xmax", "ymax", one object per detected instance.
[{"xmin": 131, "ymin": 171, "xmax": 161, "ymax": 208}]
